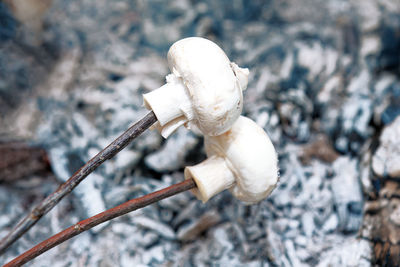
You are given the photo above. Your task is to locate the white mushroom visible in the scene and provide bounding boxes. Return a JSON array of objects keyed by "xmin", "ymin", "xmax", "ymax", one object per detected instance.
[
  {"xmin": 143, "ymin": 37, "xmax": 249, "ymax": 138},
  {"xmin": 184, "ymin": 116, "xmax": 279, "ymax": 204}
]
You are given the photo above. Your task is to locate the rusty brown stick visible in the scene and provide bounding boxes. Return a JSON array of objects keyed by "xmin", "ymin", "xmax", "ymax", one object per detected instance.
[
  {"xmin": 0, "ymin": 111, "xmax": 157, "ymax": 255},
  {"xmin": 4, "ymin": 179, "xmax": 196, "ymax": 267}
]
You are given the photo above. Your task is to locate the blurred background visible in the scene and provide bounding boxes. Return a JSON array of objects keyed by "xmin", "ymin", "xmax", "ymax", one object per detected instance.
[{"xmin": 1, "ymin": 0, "xmax": 400, "ymax": 266}]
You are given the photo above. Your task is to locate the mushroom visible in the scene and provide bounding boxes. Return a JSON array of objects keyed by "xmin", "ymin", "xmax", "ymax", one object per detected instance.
[
  {"xmin": 143, "ymin": 37, "xmax": 249, "ymax": 138},
  {"xmin": 184, "ymin": 116, "xmax": 279, "ymax": 204}
]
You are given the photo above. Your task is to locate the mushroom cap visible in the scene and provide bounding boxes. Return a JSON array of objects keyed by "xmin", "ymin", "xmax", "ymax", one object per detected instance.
[
  {"xmin": 167, "ymin": 37, "xmax": 248, "ymax": 136},
  {"xmin": 204, "ymin": 116, "xmax": 279, "ymax": 203}
]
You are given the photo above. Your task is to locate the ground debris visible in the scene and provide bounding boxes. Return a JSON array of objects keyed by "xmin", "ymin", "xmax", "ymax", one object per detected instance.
[
  {"xmin": 362, "ymin": 180, "xmax": 400, "ymax": 266},
  {"xmin": 300, "ymin": 135, "xmax": 340, "ymax": 164},
  {"xmin": 0, "ymin": 140, "xmax": 51, "ymax": 183}
]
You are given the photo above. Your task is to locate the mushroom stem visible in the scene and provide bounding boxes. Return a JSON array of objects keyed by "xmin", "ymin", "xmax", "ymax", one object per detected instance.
[
  {"xmin": 184, "ymin": 155, "xmax": 236, "ymax": 202},
  {"xmin": 0, "ymin": 111, "xmax": 157, "ymax": 255},
  {"xmin": 143, "ymin": 75, "xmax": 192, "ymax": 138},
  {"xmin": 4, "ymin": 179, "xmax": 196, "ymax": 267}
]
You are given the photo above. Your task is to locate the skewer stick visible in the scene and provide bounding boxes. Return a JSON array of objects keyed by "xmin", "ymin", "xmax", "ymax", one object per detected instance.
[
  {"xmin": 4, "ymin": 179, "xmax": 196, "ymax": 266},
  {"xmin": 0, "ymin": 111, "xmax": 157, "ymax": 254}
]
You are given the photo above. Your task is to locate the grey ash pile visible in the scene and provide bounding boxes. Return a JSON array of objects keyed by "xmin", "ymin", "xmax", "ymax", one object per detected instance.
[{"xmin": 1, "ymin": 0, "xmax": 400, "ymax": 266}]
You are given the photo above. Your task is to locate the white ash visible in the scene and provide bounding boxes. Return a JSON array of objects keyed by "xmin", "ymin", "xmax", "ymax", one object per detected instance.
[
  {"xmin": 145, "ymin": 127, "xmax": 199, "ymax": 172},
  {"xmin": 1, "ymin": 0, "xmax": 400, "ymax": 266},
  {"xmin": 372, "ymin": 116, "xmax": 400, "ymax": 178},
  {"xmin": 331, "ymin": 157, "xmax": 363, "ymax": 233}
]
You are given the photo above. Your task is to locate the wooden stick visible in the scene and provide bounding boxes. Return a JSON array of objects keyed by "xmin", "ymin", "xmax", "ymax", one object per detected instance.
[
  {"xmin": 0, "ymin": 111, "xmax": 157, "ymax": 254},
  {"xmin": 4, "ymin": 179, "xmax": 196, "ymax": 267}
]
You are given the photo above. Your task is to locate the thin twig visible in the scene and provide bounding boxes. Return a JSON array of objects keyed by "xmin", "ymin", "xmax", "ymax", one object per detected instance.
[
  {"xmin": 4, "ymin": 179, "xmax": 196, "ymax": 267},
  {"xmin": 0, "ymin": 111, "xmax": 157, "ymax": 255}
]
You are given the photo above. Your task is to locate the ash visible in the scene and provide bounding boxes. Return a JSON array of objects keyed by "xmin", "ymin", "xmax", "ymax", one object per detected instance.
[{"xmin": 1, "ymin": 0, "xmax": 400, "ymax": 266}]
